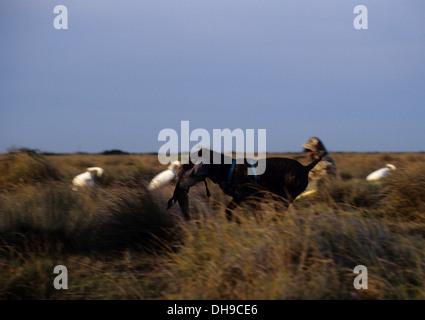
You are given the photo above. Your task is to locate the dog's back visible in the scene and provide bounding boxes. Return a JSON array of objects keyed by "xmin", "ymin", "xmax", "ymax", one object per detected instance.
[{"xmin": 258, "ymin": 157, "xmax": 319, "ymax": 200}]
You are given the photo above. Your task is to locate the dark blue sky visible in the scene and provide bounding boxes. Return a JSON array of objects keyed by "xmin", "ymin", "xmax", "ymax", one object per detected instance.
[{"xmin": 1, "ymin": 0, "xmax": 424, "ymax": 153}]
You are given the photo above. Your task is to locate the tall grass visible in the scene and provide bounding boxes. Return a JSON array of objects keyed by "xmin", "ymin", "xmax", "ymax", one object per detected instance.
[
  {"xmin": 1, "ymin": 152, "xmax": 425, "ymax": 299},
  {"xmin": 162, "ymin": 206, "xmax": 425, "ymax": 300},
  {"xmin": 0, "ymin": 149, "xmax": 61, "ymax": 189},
  {"xmin": 380, "ymin": 162, "xmax": 425, "ymax": 221},
  {"xmin": 0, "ymin": 182, "xmax": 180, "ymax": 254}
]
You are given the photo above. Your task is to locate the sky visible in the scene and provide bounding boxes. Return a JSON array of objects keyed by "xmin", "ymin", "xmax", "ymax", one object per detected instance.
[{"xmin": 1, "ymin": 0, "xmax": 425, "ymax": 154}]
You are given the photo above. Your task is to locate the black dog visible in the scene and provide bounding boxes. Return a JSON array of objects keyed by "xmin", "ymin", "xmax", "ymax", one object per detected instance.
[{"xmin": 167, "ymin": 149, "xmax": 322, "ymax": 220}]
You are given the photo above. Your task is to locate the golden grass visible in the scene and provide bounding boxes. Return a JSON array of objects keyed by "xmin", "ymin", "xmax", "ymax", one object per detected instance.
[{"xmin": 0, "ymin": 150, "xmax": 425, "ymax": 299}]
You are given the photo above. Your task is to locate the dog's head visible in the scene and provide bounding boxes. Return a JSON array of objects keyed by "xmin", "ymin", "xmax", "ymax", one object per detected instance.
[
  {"xmin": 166, "ymin": 159, "xmax": 212, "ymax": 220},
  {"xmin": 169, "ymin": 162, "xmax": 209, "ymax": 195}
]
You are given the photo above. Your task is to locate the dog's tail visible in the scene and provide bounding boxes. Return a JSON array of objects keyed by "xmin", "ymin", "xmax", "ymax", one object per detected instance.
[{"xmin": 305, "ymin": 154, "xmax": 323, "ymax": 172}]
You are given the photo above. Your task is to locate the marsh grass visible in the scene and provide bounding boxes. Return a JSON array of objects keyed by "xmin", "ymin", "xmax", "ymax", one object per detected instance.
[
  {"xmin": 162, "ymin": 206, "xmax": 425, "ymax": 300},
  {"xmin": 380, "ymin": 162, "xmax": 425, "ymax": 221},
  {"xmin": 0, "ymin": 149, "xmax": 62, "ymax": 189},
  {"xmin": 1, "ymin": 151, "xmax": 425, "ymax": 299}
]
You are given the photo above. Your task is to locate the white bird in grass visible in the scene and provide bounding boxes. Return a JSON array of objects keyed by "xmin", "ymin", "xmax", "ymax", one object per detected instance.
[
  {"xmin": 72, "ymin": 167, "xmax": 104, "ymax": 191},
  {"xmin": 366, "ymin": 164, "xmax": 396, "ymax": 182},
  {"xmin": 148, "ymin": 161, "xmax": 181, "ymax": 191}
]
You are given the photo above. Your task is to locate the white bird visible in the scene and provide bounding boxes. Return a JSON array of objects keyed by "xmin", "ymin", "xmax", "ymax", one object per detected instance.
[
  {"xmin": 366, "ymin": 164, "xmax": 396, "ymax": 181},
  {"xmin": 72, "ymin": 167, "xmax": 104, "ymax": 191},
  {"xmin": 148, "ymin": 161, "xmax": 181, "ymax": 191}
]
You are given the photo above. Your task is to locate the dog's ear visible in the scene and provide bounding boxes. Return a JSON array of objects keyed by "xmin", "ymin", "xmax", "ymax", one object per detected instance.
[{"xmin": 196, "ymin": 148, "xmax": 213, "ymax": 163}]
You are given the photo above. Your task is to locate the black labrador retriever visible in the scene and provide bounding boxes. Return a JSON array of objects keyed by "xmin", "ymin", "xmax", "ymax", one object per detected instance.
[{"xmin": 167, "ymin": 149, "xmax": 322, "ymax": 220}]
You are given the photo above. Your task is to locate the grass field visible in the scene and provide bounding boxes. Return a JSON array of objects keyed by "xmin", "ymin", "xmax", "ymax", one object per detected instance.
[{"xmin": 1, "ymin": 149, "xmax": 425, "ymax": 300}]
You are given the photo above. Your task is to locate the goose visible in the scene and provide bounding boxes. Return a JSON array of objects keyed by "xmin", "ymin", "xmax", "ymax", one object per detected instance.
[
  {"xmin": 148, "ymin": 161, "xmax": 181, "ymax": 191},
  {"xmin": 366, "ymin": 164, "xmax": 396, "ymax": 181}
]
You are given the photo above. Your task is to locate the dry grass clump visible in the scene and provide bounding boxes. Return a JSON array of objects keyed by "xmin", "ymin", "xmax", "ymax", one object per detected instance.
[
  {"xmin": 0, "ymin": 178, "xmax": 181, "ymax": 299},
  {"xmin": 0, "ymin": 181, "xmax": 180, "ymax": 255},
  {"xmin": 92, "ymin": 183, "xmax": 182, "ymax": 253},
  {"xmin": 0, "ymin": 149, "xmax": 62, "ymax": 189},
  {"xmin": 379, "ymin": 161, "xmax": 425, "ymax": 221},
  {"xmin": 162, "ymin": 204, "xmax": 425, "ymax": 300},
  {"xmin": 0, "ymin": 182, "xmax": 99, "ymax": 253}
]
